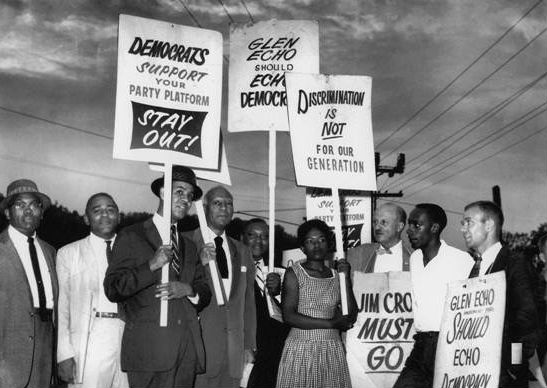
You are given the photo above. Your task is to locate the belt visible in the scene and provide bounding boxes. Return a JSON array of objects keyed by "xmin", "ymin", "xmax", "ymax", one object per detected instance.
[{"xmin": 95, "ymin": 312, "xmax": 119, "ymax": 319}]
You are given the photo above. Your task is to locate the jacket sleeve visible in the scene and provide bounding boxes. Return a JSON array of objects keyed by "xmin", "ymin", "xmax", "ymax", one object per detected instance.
[
  {"xmin": 243, "ymin": 246, "xmax": 257, "ymax": 351},
  {"xmin": 508, "ymin": 255, "xmax": 539, "ymax": 358},
  {"xmin": 56, "ymin": 246, "xmax": 76, "ymax": 363},
  {"xmin": 103, "ymin": 229, "xmax": 157, "ymax": 303},
  {"xmin": 190, "ymin": 242, "xmax": 211, "ymax": 312}
]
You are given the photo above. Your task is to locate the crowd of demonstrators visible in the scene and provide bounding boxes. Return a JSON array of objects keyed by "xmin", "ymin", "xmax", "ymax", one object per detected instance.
[{"xmin": 1, "ymin": 172, "xmax": 545, "ymax": 388}]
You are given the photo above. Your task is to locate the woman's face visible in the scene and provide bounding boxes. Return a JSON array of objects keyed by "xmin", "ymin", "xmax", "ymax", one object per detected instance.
[{"xmin": 301, "ymin": 228, "xmax": 329, "ymax": 261}]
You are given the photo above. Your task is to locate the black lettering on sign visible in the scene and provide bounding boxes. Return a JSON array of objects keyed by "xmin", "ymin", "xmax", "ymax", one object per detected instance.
[
  {"xmin": 130, "ymin": 101, "xmax": 206, "ymax": 156},
  {"xmin": 343, "ymin": 223, "xmax": 363, "ymax": 249}
]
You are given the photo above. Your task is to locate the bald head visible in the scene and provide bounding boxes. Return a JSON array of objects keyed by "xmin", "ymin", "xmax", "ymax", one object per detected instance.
[
  {"xmin": 204, "ymin": 185, "xmax": 234, "ymax": 235},
  {"xmin": 373, "ymin": 203, "xmax": 406, "ymax": 248}
]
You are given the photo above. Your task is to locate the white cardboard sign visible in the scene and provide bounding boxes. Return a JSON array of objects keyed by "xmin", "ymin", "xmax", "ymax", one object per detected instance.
[
  {"xmin": 114, "ymin": 14, "xmax": 223, "ymax": 168},
  {"xmin": 286, "ymin": 73, "xmax": 376, "ymax": 191},
  {"xmin": 228, "ymin": 20, "xmax": 319, "ymax": 132}
]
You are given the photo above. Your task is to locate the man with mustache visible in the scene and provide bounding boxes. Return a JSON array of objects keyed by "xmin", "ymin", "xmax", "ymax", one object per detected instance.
[
  {"xmin": 104, "ymin": 166, "xmax": 211, "ymax": 388},
  {"xmin": 56, "ymin": 192, "xmax": 128, "ymax": 387}
]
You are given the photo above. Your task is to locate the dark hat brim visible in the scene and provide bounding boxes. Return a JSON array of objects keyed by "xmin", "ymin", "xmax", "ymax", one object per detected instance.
[
  {"xmin": 151, "ymin": 177, "xmax": 203, "ymax": 201},
  {"xmin": 0, "ymin": 192, "xmax": 51, "ymax": 212}
]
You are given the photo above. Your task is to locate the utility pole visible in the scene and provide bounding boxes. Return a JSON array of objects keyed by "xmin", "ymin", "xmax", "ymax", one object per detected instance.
[
  {"xmin": 492, "ymin": 185, "xmax": 502, "ymax": 210},
  {"xmin": 372, "ymin": 152, "xmax": 405, "ymax": 240}
]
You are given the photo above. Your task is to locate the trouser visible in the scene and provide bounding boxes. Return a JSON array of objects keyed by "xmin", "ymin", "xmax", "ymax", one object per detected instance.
[
  {"xmin": 69, "ymin": 317, "xmax": 128, "ymax": 388},
  {"xmin": 393, "ymin": 331, "xmax": 439, "ymax": 388}
]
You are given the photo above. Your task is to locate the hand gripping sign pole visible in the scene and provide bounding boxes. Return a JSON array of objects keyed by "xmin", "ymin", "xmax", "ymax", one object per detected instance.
[
  {"xmin": 331, "ymin": 187, "xmax": 349, "ymax": 315},
  {"xmin": 158, "ymin": 163, "xmax": 173, "ymax": 327},
  {"xmin": 265, "ymin": 127, "xmax": 278, "ymax": 317},
  {"xmin": 195, "ymin": 200, "xmax": 227, "ymax": 306}
]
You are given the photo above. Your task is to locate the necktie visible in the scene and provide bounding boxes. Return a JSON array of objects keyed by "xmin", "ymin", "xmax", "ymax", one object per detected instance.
[
  {"xmin": 377, "ymin": 246, "xmax": 392, "ymax": 255},
  {"xmin": 214, "ymin": 236, "xmax": 229, "ymax": 279},
  {"xmin": 105, "ymin": 240, "xmax": 113, "ymax": 264},
  {"xmin": 28, "ymin": 237, "xmax": 47, "ymax": 320},
  {"xmin": 171, "ymin": 224, "xmax": 181, "ymax": 276},
  {"xmin": 469, "ymin": 253, "xmax": 482, "ymax": 278},
  {"xmin": 255, "ymin": 261, "xmax": 265, "ymax": 295}
]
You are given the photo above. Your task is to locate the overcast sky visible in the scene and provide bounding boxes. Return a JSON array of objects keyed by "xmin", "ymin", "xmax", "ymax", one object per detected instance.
[{"xmin": 0, "ymin": 0, "xmax": 545, "ymax": 249}]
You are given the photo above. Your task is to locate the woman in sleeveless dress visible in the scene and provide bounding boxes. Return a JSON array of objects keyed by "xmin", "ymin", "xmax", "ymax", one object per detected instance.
[{"xmin": 276, "ymin": 219, "xmax": 357, "ymax": 388}]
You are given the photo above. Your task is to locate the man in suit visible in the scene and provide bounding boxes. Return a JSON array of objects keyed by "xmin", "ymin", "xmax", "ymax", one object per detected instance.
[
  {"xmin": 0, "ymin": 179, "xmax": 58, "ymax": 388},
  {"xmin": 461, "ymin": 200, "xmax": 538, "ymax": 388},
  {"xmin": 57, "ymin": 192, "xmax": 128, "ymax": 387},
  {"xmin": 347, "ymin": 202, "xmax": 411, "ymax": 275},
  {"xmin": 242, "ymin": 218, "xmax": 289, "ymax": 388},
  {"xmin": 187, "ymin": 185, "xmax": 256, "ymax": 388},
  {"xmin": 104, "ymin": 166, "xmax": 211, "ymax": 388}
]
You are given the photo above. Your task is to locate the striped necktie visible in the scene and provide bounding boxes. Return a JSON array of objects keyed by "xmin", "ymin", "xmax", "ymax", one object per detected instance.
[
  {"xmin": 469, "ymin": 253, "xmax": 482, "ymax": 278},
  {"xmin": 255, "ymin": 260, "xmax": 266, "ymax": 295},
  {"xmin": 171, "ymin": 224, "xmax": 181, "ymax": 276}
]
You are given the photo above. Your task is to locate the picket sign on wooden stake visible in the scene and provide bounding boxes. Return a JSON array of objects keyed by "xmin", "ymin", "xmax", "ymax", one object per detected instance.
[
  {"xmin": 195, "ymin": 200, "xmax": 226, "ymax": 306},
  {"xmin": 158, "ymin": 163, "xmax": 173, "ymax": 327},
  {"xmin": 331, "ymin": 187, "xmax": 348, "ymax": 315},
  {"xmin": 266, "ymin": 127, "xmax": 278, "ymax": 318}
]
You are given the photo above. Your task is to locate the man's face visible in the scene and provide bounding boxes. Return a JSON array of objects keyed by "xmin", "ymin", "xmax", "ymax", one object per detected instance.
[
  {"xmin": 168, "ymin": 181, "xmax": 194, "ymax": 222},
  {"xmin": 407, "ymin": 208, "xmax": 436, "ymax": 250},
  {"xmin": 205, "ymin": 188, "xmax": 233, "ymax": 232},
  {"xmin": 461, "ymin": 206, "xmax": 490, "ymax": 252},
  {"xmin": 4, "ymin": 193, "xmax": 43, "ymax": 236},
  {"xmin": 85, "ymin": 195, "xmax": 120, "ymax": 239},
  {"xmin": 373, "ymin": 205, "xmax": 403, "ymax": 247},
  {"xmin": 242, "ymin": 222, "xmax": 268, "ymax": 260}
]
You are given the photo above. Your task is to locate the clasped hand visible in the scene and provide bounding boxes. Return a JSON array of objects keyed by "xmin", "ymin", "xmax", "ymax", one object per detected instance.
[{"xmin": 155, "ymin": 282, "xmax": 194, "ymax": 300}]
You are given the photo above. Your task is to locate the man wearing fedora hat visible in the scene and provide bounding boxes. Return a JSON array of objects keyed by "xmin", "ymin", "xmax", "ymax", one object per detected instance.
[
  {"xmin": 104, "ymin": 165, "xmax": 211, "ymax": 388},
  {"xmin": 0, "ymin": 179, "xmax": 59, "ymax": 388}
]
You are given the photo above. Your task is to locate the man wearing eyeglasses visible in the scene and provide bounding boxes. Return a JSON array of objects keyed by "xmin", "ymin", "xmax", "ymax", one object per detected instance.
[
  {"xmin": 104, "ymin": 166, "xmax": 211, "ymax": 388},
  {"xmin": 461, "ymin": 200, "xmax": 537, "ymax": 388},
  {"xmin": 185, "ymin": 185, "xmax": 256, "ymax": 388},
  {"xmin": 0, "ymin": 179, "xmax": 58, "ymax": 388},
  {"xmin": 347, "ymin": 202, "xmax": 411, "ymax": 276}
]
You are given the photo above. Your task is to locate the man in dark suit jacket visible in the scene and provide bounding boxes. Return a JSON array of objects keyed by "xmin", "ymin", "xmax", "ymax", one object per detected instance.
[
  {"xmin": 347, "ymin": 202, "xmax": 411, "ymax": 275},
  {"xmin": 187, "ymin": 185, "xmax": 256, "ymax": 388},
  {"xmin": 462, "ymin": 200, "xmax": 538, "ymax": 388},
  {"xmin": 241, "ymin": 218, "xmax": 290, "ymax": 388},
  {"xmin": 104, "ymin": 166, "xmax": 211, "ymax": 388},
  {"xmin": 0, "ymin": 179, "xmax": 58, "ymax": 388}
]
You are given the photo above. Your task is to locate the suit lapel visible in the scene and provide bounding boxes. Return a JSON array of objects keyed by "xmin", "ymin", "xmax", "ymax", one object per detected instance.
[
  {"xmin": 364, "ymin": 243, "xmax": 379, "ymax": 273},
  {"xmin": 488, "ymin": 246, "xmax": 508, "ymax": 274},
  {"xmin": 227, "ymin": 237, "xmax": 240, "ymax": 299}
]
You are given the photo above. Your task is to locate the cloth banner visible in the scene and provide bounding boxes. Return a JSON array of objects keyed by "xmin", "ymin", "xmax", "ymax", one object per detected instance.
[
  {"xmin": 346, "ymin": 271, "xmax": 415, "ymax": 388},
  {"xmin": 306, "ymin": 187, "xmax": 371, "ymax": 250},
  {"xmin": 434, "ymin": 272, "xmax": 506, "ymax": 388},
  {"xmin": 114, "ymin": 14, "xmax": 223, "ymax": 168},
  {"xmin": 228, "ymin": 19, "xmax": 319, "ymax": 132},
  {"xmin": 285, "ymin": 73, "xmax": 376, "ymax": 190}
]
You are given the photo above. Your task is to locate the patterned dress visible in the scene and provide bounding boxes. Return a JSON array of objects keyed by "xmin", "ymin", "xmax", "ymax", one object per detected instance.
[{"xmin": 276, "ymin": 261, "xmax": 352, "ymax": 388}]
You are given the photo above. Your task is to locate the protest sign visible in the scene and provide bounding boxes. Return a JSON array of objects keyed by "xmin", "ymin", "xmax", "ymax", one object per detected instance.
[
  {"xmin": 433, "ymin": 272, "xmax": 506, "ymax": 388},
  {"xmin": 114, "ymin": 14, "xmax": 223, "ymax": 169},
  {"xmin": 346, "ymin": 271, "xmax": 415, "ymax": 388},
  {"xmin": 306, "ymin": 187, "xmax": 372, "ymax": 250},
  {"xmin": 228, "ymin": 20, "xmax": 319, "ymax": 132},
  {"xmin": 286, "ymin": 72, "xmax": 376, "ymax": 191}
]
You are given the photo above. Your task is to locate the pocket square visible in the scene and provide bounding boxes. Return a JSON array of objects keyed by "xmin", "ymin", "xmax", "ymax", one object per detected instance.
[{"xmin": 241, "ymin": 266, "xmax": 247, "ymax": 272}]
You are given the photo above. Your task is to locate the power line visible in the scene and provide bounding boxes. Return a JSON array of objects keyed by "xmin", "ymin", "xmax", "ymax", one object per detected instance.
[
  {"xmin": 405, "ymin": 126, "xmax": 546, "ymax": 198},
  {"xmin": 176, "ymin": 0, "xmax": 202, "ymax": 27},
  {"xmin": 240, "ymin": 0, "xmax": 255, "ymax": 23},
  {"xmin": 377, "ymin": 198, "xmax": 462, "ymax": 216},
  {"xmin": 398, "ymin": 105, "xmax": 546, "ymax": 193},
  {"xmin": 398, "ymin": 105, "xmax": 546, "ymax": 192},
  {"xmin": 376, "ymin": 0, "xmax": 545, "ymax": 149},
  {"xmin": 0, "ymin": 105, "xmax": 295, "ymax": 183},
  {"xmin": 238, "ymin": 207, "xmax": 305, "ymax": 213},
  {"xmin": 234, "ymin": 211, "xmax": 300, "ymax": 226},
  {"xmin": 217, "ymin": 0, "xmax": 235, "ymax": 23},
  {"xmin": 383, "ymin": 25, "xmax": 547, "ymax": 159},
  {"xmin": 385, "ymin": 71, "xmax": 547, "ymax": 189}
]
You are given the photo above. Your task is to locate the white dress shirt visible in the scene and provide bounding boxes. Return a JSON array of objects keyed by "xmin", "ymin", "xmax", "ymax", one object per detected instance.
[
  {"xmin": 478, "ymin": 242, "xmax": 501, "ymax": 276},
  {"xmin": 374, "ymin": 240, "xmax": 404, "ymax": 273},
  {"xmin": 89, "ymin": 232, "xmax": 118, "ymax": 313},
  {"xmin": 410, "ymin": 240, "xmax": 474, "ymax": 332},
  {"xmin": 9, "ymin": 225, "xmax": 54, "ymax": 308}
]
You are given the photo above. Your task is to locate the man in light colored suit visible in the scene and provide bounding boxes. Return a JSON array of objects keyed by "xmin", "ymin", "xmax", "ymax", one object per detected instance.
[
  {"xmin": 56, "ymin": 192, "xmax": 128, "ymax": 387},
  {"xmin": 188, "ymin": 185, "xmax": 256, "ymax": 388},
  {"xmin": 0, "ymin": 179, "xmax": 58, "ymax": 388},
  {"xmin": 347, "ymin": 202, "xmax": 411, "ymax": 275}
]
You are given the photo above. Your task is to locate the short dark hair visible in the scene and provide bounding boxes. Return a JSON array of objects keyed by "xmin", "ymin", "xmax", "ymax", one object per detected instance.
[
  {"xmin": 464, "ymin": 201, "xmax": 504, "ymax": 231},
  {"xmin": 244, "ymin": 218, "xmax": 267, "ymax": 231},
  {"xmin": 85, "ymin": 192, "xmax": 117, "ymax": 215},
  {"xmin": 204, "ymin": 185, "xmax": 232, "ymax": 204},
  {"xmin": 536, "ymin": 233, "xmax": 547, "ymax": 252},
  {"xmin": 415, "ymin": 203, "xmax": 447, "ymax": 232},
  {"xmin": 297, "ymin": 219, "xmax": 333, "ymax": 247}
]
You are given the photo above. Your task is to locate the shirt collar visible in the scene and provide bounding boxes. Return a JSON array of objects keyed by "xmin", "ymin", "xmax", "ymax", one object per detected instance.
[
  {"xmin": 89, "ymin": 231, "xmax": 116, "ymax": 248},
  {"xmin": 8, "ymin": 224, "xmax": 36, "ymax": 242},
  {"xmin": 481, "ymin": 242, "xmax": 502, "ymax": 271}
]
